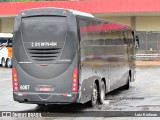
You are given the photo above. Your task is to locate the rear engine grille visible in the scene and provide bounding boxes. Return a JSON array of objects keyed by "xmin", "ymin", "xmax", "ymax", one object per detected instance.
[{"xmin": 27, "ymin": 48, "xmax": 61, "ymax": 62}]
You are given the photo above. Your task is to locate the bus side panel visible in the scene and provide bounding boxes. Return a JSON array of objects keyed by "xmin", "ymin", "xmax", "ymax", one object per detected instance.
[{"xmin": 78, "ymin": 17, "xmax": 134, "ymax": 103}]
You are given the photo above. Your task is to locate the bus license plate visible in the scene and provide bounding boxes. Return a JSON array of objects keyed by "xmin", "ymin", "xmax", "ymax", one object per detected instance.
[{"xmin": 39, "ymin": 87, "xmax": 51, "ymax": 92}]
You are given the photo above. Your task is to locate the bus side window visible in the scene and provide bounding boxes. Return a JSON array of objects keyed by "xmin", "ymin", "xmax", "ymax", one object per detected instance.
[
  {"xmin": 110, "ymin": 31, "xmax": 115, "ymax": 45},
  {"xmin": 114, "ymin": 31, "xmax": 124, "ymax": 45},
  {"xmin": 8, "ymin": 38, "xmax": 12, "ymax": 47},
  {"xmin": 2, "ymin": 39, "xmax": 8, "ymax": 46},
  {"xmin": 104, "ymin": 31, "xmax": 110, "ymax": 45}
]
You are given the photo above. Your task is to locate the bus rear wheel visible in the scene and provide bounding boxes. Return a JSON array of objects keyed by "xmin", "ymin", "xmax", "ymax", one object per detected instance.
[
  {"xmin": 88, "ymin": 82, "xmax": 98, "ymax": 107},
  {"xmin": 6, "ymin": 59, "xmax": 11, "ymax": 68},
  {"xmin": 1, "ymin": 58, "xmax": 6, "ymax": 67}
]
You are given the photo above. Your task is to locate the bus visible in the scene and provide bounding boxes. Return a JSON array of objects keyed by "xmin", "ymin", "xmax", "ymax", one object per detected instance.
[
  {"xmin": 12, "ymin": 8, "xmax": 139, "ymax": 107},
  {"xmin": 0, "ymin": 33, "xmax": 13, "ymax": 68}
]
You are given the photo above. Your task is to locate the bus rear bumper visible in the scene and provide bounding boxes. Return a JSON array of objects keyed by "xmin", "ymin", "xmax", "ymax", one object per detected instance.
[{"xmin": 13, "ymin": 92, "xmax": 79, "ymax": 104}]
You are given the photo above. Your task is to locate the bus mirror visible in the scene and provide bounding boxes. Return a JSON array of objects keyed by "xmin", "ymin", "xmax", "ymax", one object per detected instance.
[{"xmin": 135, "ymin": 35, "xmax": 140, "ymax": 48}]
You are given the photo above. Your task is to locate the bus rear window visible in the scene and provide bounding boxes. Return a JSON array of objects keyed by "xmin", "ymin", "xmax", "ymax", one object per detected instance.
[{"xmin": 21, "ymin": 16, "xmax": 67, "ymax": 42}]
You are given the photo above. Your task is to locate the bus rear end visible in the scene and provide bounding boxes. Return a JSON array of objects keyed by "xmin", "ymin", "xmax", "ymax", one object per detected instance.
[{"xmin": 12, "ymin": 8, "xmax": 79, "ymax": 104}]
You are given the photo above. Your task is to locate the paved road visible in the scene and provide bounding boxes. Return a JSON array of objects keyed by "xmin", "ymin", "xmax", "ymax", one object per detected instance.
[{"xmin": 0, "ymin": 67, "xmax": 160, "ymax": 119}]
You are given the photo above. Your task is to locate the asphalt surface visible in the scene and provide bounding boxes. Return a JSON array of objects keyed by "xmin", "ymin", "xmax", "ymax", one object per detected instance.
[{"xmin": 0, "ymin": 66, "xmax": 160, "ymax": 119}]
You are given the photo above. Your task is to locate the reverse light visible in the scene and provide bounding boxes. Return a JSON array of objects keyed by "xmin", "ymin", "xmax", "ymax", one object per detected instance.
[
  {"xmin": 12, "ymin": 67, "xmax": 19, "ymax": 92},
  {"xmin": 71, "ymin": 67, "xmax": 78, "ymax": 92}
]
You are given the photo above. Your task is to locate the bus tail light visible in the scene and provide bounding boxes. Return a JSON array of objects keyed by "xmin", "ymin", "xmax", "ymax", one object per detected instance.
[
  {"xmin": 12, "ymin": 67, "xmax": 19, "ymax": 92},
  {"xmin": 71, "ymin": 67, "xmax": 79, "ymax": 92}
]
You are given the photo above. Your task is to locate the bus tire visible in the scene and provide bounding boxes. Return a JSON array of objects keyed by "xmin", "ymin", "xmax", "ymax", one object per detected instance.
[
  {"xmin": 99, "ymin": 80, "xmax": 106, "ymax": 104},
  {"xmin": 6, "ymin": 59, "xmax": 12, "ymax": 68},
  {"xmin": 1, "ymin": 58, "xmax": 6, "ymax": 67},
  {"xmin": 88, "ymin": 82, "xmax": 98, "ymax": 107},
  {"xmin": 124, "ymin": 74, "xmax": 131, "ymax": 90}
]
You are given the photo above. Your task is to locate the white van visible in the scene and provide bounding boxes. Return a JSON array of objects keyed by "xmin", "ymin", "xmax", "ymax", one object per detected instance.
[{"xmin": 0, "ymin": 33, "xmax": 13, "ymax": 68}]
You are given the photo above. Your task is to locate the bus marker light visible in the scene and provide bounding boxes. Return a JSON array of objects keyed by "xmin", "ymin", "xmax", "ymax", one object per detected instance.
[
  {"xmin": 22, "ymin": 12, "xmax": 26, "ymax": 16},
  {"xmin": 63, "ymin": 11, "xmax": 67, "ymax": 14},
  {"xmin": 36, "ymin": 10, "xmax": 41, "ymax": 13},
  {"xmin": 47, "ymin": 10, "xmax": 51, "ymax": 12}
]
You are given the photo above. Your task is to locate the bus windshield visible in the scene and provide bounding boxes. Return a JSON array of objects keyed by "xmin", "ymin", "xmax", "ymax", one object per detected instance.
[{"xmin": 0, "ymin": 38, "xmax": 12, "ymax": 47}]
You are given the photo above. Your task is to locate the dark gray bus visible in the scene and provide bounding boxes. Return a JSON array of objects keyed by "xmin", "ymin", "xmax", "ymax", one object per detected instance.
[{"xmin": 12, "ymin": 8, "xmax": 139, "ymax": 107}]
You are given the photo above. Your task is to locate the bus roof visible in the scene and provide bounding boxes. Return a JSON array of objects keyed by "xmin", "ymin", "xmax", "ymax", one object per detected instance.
[
  {"xmin": 0, "ymin": 33, "xmax": 13, "ymax": 38},
  {"xmin": 68, "ymin": 9, "xmax": 94, "ymax": 18},
  {"xmin": 20, "ymin": 7, "xmax": 94, "ymax": 18}
]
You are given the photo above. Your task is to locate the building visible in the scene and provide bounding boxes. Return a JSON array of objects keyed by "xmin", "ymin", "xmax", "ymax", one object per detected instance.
[{"xmin": 1, "ymin": 0, "xmax": 160, "ymax": 60}]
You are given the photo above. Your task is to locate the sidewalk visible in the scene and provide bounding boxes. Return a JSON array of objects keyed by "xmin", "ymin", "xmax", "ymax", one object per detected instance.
[{"xmin": 136, "ymin": 61, "xmax": 160, "ymax": 66}]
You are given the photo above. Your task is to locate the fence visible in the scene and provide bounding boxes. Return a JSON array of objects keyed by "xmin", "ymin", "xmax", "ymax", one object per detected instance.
[{"xmin": 136, "ymin": 31, "xmax": 160, "ymax": 61}]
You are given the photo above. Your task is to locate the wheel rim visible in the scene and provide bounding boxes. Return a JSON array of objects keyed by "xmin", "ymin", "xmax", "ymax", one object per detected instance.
[
  {"xmin": 128, "ymin": 75, "xmax": 131, "ymax": 84},
  {"xmin": 7, "ymin": 59, "xmax": 11, "ymax": 67},
  {"xmin": 2, "ymin": 60, "xmax": 5, "ymax": 67},
  {"xmin": 92, "ymin": 84, "xmax": 98, "ymax": 104},
  {"xmin": 101, "ymin": 82, "xmax": 105, "ymax": 102}
]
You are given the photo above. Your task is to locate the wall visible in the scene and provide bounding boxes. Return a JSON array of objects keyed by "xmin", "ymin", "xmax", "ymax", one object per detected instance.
[
  {"xmin": 97, "ymin": 16, "xmax": 132, "ymax": 26},
  {"xmin": 106, "ymin": 17, "xmax": 132, "ymax": 27},
  {"xmin": 96, "ymin": 16, "xmax": 160, "ymax": 31},
  {"xmin": 136, "ymin": 17, "xmax": 160, "ymax": 31},
  {"xmin": 1, "ymin": 18, "xmax": 14, "ymax": 33}
]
